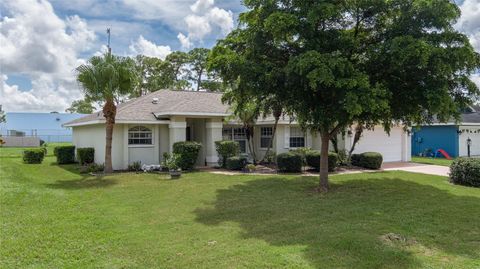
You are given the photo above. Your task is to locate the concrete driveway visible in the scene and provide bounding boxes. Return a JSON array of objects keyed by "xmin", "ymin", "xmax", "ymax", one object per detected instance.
[{"xmin": 382, "ymin": 162, "xmax": 449, "ymax": 177}]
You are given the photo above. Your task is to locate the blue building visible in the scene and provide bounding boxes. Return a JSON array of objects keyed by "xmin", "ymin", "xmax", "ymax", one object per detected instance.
[
  {"xmin": 0, "ymin": 112, "xmax": 86, "ymax": 142},
  {"xmin": 412, "ymin": 108, "xmax": 480, "ymax": 158}
]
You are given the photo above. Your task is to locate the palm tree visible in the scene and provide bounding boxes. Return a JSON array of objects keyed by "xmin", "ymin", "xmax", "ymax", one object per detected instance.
[{"xmin": 76, "ymin": 53, "xmax": 138, "ymax": 173}]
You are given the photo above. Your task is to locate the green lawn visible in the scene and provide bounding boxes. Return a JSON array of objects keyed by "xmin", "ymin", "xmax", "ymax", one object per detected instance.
[
  {"xmin": 0, "ymin": 142, "xmax": 71, "ymax": 158},
  {"xmin": 411, "ymin": 156, "xmax": 454, "ymax": 167},
  {"xmin": 1, "ymin": 155, "xmax": 479, "ymax": 268}
]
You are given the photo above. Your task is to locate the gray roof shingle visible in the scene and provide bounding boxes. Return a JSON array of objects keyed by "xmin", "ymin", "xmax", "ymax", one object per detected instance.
[{"xmin": 65, "ymin": 90, "xmax": 230, "ymax": 126}]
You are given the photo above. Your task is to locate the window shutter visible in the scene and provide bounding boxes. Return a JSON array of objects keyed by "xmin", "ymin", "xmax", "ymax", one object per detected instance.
[{"xmin": 284, "ymin": 125, "xmax": 290, "ymax": 149}]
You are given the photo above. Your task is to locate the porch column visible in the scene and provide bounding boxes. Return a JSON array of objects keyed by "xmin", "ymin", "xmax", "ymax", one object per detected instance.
[
  {"xmin": 205, "ymin": 118, "xmax": 223, "ymax": 166},
  {"xmin": 169, "ymin": 116, "xmax": 187, "ymax": 152}
]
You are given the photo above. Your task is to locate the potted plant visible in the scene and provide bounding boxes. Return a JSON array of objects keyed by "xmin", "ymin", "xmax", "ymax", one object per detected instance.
[{"xmin": 165, "ymin": 153, "xmax": 181, "ymax": 179}]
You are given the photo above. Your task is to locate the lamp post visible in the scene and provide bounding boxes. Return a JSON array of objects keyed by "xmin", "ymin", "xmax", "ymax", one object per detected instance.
[{"xmin": 467, "ymin": 137, "xmax": 472, "ymax": 157}]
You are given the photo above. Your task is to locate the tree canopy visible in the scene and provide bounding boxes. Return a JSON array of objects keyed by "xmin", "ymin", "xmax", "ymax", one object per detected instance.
[
  {"xmin": 76, "ymin": 53, "xmax": 138, "ymax": 173},
  {"xmin": 65, "ymin": 99, "xmax": 95, "ymax": 114},
  {"xmin": 209, "ymin": 0, "xmax": 480, "ymax": 191}
]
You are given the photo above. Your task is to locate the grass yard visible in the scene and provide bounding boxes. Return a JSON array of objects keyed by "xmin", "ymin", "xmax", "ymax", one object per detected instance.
[
  {"xmin": 1, "ymin": 155, "xmax": 479, "ymax": 268},
  {"xmin": 411, "ymin": 156, "xmax": 454, "ymax": 167},
  {"xmin": 0, "ymin": 142, "xmax": 71, "ymax": 158}
]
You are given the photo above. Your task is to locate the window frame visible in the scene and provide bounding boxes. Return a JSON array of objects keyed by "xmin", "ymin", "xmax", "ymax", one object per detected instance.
[
  {"xmin": 128, "ymin": 126, "xmax": 153, "ymax": 146},
  {"xmin": 260, "ymin": 126, "xmax": 273, "ymax": 149},
  {"xmin": 222, "ymin": 126, "xmax": 248, "ymax": 153},
  {"xmin": 289, "ymin": 127, "xmax": 305, "ymax": 148}
]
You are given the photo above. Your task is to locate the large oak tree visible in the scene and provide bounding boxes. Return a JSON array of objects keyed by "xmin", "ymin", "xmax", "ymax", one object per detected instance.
[{"xmin": 209, "ymin": 0, "xmax": 480, "ymax": 191}]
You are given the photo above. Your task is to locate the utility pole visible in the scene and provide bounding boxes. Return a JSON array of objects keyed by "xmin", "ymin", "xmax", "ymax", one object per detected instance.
[{"xmin": 107, "ymin": 28, "xmax": 112, "ymax": 55}]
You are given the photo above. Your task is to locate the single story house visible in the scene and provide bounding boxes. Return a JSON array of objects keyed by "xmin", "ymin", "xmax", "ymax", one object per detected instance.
[
  {"xmin": 411, "ymin": 107, "xmax": 480, "ymax": 157},
  {"xmin": 0, "ymin": 112, "xmax": 86, "ymax": 143},
  {"xmin": 64, "ymin": 90, "xmax": 411, "ymax": 170}
]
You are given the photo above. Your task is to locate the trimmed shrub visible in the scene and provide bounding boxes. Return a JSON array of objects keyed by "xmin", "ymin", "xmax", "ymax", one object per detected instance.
[
  {"xmin": 172, "ymin": 141, "xmax": 202, "ymax": 170},
  {"xmin": 450, "ymin": 158, "xmax": 480, "ymax": 187},
  {"xmin": 215, "ymin": 140, "xmax": 240, "ymax": 167},
  {"xmin": 226, "ymin": 156, "xmax": 248, "ymax": 170},
  {"xmin": 40, "ymin": 145, "xmax": 47, "ymax": 156},
  {"xmin": 23, "ymin": 149, "xmax": 45, "ymax": 164},
  {"xmin": 305, "ymin": 151, "xmax": 339, "ymax": 172},
  {"xmin": 351, "ymin": 153, "xmax": 362, "ymax": 166},
  {"xmin": 351, "ymin": 152, "xmax": 383, "ymax": 169},
  {"xmin": 77, "ymin": 147, "xmax": 95, "ymax": 165},
  {"xmin": 276, "ymin": 152, "xmax": 302, "ymax": 173},
  {"xmin": 289, "ymin": 147, "xmax": 312, "ymax": 166},
  {"xmin": 55, "ymin": 145, "xmax": 76, "ymax": 164}
]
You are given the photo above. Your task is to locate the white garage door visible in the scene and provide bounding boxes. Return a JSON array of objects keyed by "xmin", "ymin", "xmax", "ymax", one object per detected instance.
[
  {"xmin": 458, "ymin": 126, "xmax": 480, "ymax": 157},
  {"xmin": 352, "ymin": 127, "xmax": 404, "ymax": 162}
]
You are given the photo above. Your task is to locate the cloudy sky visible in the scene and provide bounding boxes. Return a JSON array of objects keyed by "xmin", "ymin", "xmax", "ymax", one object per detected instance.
[{"xmin": 0, "ymin": 0, "xmax": 479, "ymax": 112}]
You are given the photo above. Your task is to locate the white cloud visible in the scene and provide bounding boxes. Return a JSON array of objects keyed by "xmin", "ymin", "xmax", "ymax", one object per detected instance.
[
  {"xmin": 0, "ymin": 0, "xmax": 96, "ymax": 112},
  {"xmin": 208, "ymin": 7, "xmax": 234, "ymax": 34},
  {"xmin": 456, "ymin": 0, "xmax": 480, "ymax": 52},
  {"xmin": 129, "ymin": 35, "xmax": 172, "ymax": 59},
  {"xmin": 190, "ymin": 0, "xmax": 214, "ymax": 13},
  {"xmin": 177, "ymin": 33, "xmax": 193, "ymax": 49},
  {"xmin": 185, "ymin": 14, "xmax": 212, "ymax": 40},
  {"xmin": 0, "ymin": 75, "xmax": 81, "ymax": 112},
  {"xmin": 177, "ymin": 0, "xmax": 234, "ymax": 49}
]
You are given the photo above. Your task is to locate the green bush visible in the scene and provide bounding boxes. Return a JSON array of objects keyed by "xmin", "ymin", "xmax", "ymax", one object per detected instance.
[
  {"xmin": 226, "ymin": 156, "xmax": 248, "ymax": 170},
  {"xmin": 23, "ymin": 149, "xmax": 45, "ymax": 164},
  {"xmin": 276, "ymin": 152, "xmax": 302, "ymax": 173},
  {"xmin": 450, "ymin": 158, "xmax": 480, "ymax": 187},
  {"xmin": 289, "ymin": 147, "xmax": 312, "ymax": 166},
  {"xmin": 262, "ymin": 151, "xmax": 276, "ymax": 164},
  {"xmin": 128, "ymin": 161, "xmax": 142, "ymax": 172},
  {"xmin": 40, "ymin": 145, "xmax": 47, "ymax": 156},
  {"xmin": 351, "ymin": 152, "xmax": 383, "ymax": 169},
  {"xmin": 77, "ymin": 148, "xmax": 94, "ymax": 165},
  {"xmin": 80, "ymin": 163, "xmax": 105, "ymax": 174},
  {"xmin": 55, "ymin": 145, "xmax": 76, "ymax": 164},
  {"xmin": 215, "ymin": 140, "xmax": 240, "ymax": 167},
  {"xmin": 172, "ymin": 141, "xmax": 202, "ymax": 170},
  {"xmin": 305, "ymin": 151, "xmax": 338, "ymax": 172}
]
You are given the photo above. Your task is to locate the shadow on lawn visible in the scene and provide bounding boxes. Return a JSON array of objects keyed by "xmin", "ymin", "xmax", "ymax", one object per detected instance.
[
  {"xmin": 46, "ymin": 163, "xmax": 117, "ymax": 189},
  {"xmin": 195, "ymin": 176, "xmax": 480, "ymax": 268}
]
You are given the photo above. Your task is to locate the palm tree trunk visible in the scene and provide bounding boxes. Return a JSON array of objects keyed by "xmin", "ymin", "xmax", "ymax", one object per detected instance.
[
  {"xmin": 319, "ymin": 131, "xmax": 330, "ymax": 192},
  {"xmin": 103, "ymin": 99, "xmax": 116, "ymax": 173}
]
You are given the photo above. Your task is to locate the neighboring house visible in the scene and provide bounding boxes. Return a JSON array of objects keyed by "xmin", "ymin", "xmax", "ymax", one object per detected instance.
[
  {"xmin": 412, "ymin": 107, "xmax": 480, "ymax": 158},
  {"xmin": 0, "ymin": 112, "xmax": 86, "ymax": 143},
  {"xmin": 64, "ymin": 90, "xmax": 411, "ymax": 170}
]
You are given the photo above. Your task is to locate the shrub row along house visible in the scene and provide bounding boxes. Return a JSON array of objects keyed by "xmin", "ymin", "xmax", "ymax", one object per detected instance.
[{"xmin": 64, "ymin": 90, "xmax": 411, "ymax": 170}]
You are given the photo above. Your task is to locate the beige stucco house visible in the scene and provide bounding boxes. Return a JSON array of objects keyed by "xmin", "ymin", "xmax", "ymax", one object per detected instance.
[{"xmin": 64, "ymin": 90, "xmax": 411, "ymax": 170}]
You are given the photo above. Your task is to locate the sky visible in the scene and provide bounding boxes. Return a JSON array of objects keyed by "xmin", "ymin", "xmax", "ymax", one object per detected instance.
[{"xmin": 0, "ymin": 0, "xmax": 479, "ymax": 113}]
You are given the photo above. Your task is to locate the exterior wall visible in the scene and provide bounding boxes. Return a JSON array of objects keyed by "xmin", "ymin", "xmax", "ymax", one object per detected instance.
[
  {"xmin": 125, "ymin": 124, "xmax": 160, "ymax": 166},
  {"xmin": 158, "ymin": 125, "xmax": 170, "ymax": 161},
  {"xmin": 72, "ymin": 124, "xmax": 124, "ymax": 170},
  {"xmin": 458, "ymin": 125, "xmax": 480, "ymax": 157},
  {"xmin": 412, "ymin": 126, "xmax": 459, "ymax": 157}
]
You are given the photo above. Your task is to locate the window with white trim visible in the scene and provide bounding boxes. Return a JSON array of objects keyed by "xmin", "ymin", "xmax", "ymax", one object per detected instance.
[
  {"xmin": 289, "ymin": 127, "xmax": 305, "ymax": 148},
  {"xmin": 128, "ymin": 126, "xmax": 152, "ymax": 145},
  {"xmin": 222, "ymin": 127, "xmax": 248, "ymax": 153},
  {"xmin": 260, "ymin": 127, "xmax": 273, "ymax": 148}
]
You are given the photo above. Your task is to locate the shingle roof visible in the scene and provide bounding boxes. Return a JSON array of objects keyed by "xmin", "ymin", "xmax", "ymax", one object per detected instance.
[{"xmin": 65, "ymin": 90, "xmax": 230, "ymax": 126}]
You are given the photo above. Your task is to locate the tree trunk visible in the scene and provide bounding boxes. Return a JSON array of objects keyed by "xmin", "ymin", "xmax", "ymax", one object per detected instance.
[
  {"xmin": 260, "ymin": 116, "xmax": 279, "ymax": 163},
  {"xmin": 103, "ymin": 99, "xmax": 116, "ymax": 173},
  {"xmin": 348, "ymin": 125, "xmax": 364, "ymax": 159},
  {"xmin": 196, "ymin": 69, "xmax": 203, "ymax": 91},
  {"xmin": 319, "ymin": 131, "xmax": 330, "ymax": 192}
]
